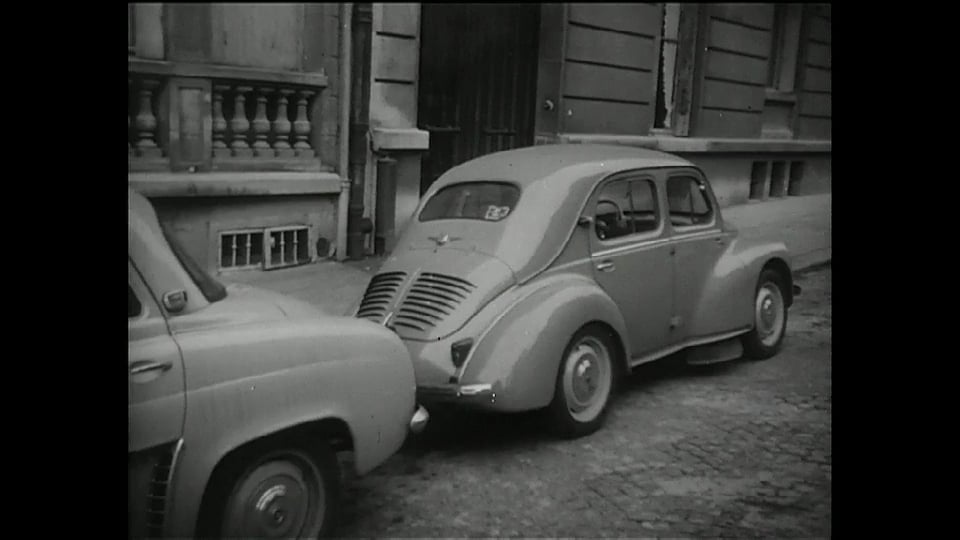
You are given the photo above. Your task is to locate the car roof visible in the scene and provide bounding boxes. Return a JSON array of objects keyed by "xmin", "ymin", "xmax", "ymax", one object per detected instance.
[{"xmin": 432, "ymin": 144, "xmax": 696, "ymax": 190}]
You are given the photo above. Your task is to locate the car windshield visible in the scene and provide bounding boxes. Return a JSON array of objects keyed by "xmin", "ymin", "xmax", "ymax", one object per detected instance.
[
  {"xmin": 419, "ymin": 181, "xmax": 521, "ymax": 222},
  {"xmin": 161, "ymin": 225, "xmax": 227, "ymax": 303}
]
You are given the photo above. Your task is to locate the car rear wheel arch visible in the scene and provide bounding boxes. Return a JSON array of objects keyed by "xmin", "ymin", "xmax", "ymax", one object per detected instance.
[
  {"xmin": 196, "ymin": 418, "xmax": 354, "ymax": 537},
  {"xmin": 761, "ymin": 257, "xmax": 793, "ymax": 307}
]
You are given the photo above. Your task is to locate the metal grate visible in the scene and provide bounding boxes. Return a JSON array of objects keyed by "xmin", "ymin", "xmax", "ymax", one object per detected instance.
[
  {"xmin": 769, "ymin": 161, "xmax": 788, "ymax": 198},
  {"xmin": 749, "ymin": 161, "xmax": 768, "ymax": 200},
  {"xmin": 219, "ymin": 230, "xmax": 265, "ymax": 270},
  {"xmin": 219, "ymin": 226, "xmax": 310, "ymax": 271},
  {"xmin": 265, "ymin": 226, "xmax": 310, "ymax": 270},
  {"xmin": 357, "ymin": 272, "xmax": 407, "ymax": 322},
  {"xmin": 392, "ymin": 273, "xmax": 476, "ymax": 333},
  {"xmin": 787, "ymin": 161, "xmax": 805, "ymax": 196},
  {"xmin": 144, "ymin": 443, "xmax": 178, "ymax": 537}
]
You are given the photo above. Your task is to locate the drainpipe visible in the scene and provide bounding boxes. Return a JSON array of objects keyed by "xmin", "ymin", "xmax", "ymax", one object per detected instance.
[
  {"xmin": 336, "ymin": 3, "xmax": 352, "ymax": 261},
  {"xmin": 347, "ymin": 2, "xmax": 374, "ymax": 259}
]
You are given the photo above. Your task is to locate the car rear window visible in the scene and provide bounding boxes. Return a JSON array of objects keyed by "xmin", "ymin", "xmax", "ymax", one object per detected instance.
[{"xmin": 419, "ymin": 182, "xmax": 521, "ymax": 223}]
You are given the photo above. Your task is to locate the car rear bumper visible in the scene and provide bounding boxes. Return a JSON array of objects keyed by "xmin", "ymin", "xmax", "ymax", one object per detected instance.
[
  {"xmin": 417, "ymin": 383, "xmax": 497, "ymax": 407},
  {"xmin": 409, "ymin": 405, "xmax": 430, "ymax": 434}
]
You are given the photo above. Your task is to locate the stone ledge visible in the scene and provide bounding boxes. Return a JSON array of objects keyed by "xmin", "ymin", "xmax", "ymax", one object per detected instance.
[
  {"xmin": 371, "ymin": 128, "xmax": 430, "ymax": 151},
  {"xmin": 129, "ymin": 58, "xmax": 329, "ymax": 88},
  {"xmin": 558, "ymin": 134, "xmax": 831, "ymax": 154},
  {"xmin": 128, "ymin": 172, "xmax": 344, "ymax": 198}
]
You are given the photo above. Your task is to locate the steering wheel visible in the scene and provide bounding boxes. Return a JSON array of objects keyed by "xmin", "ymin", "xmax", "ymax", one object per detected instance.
[{"xmin": 597, "ymin": 198, "xmax": 625, "ymax": 222}]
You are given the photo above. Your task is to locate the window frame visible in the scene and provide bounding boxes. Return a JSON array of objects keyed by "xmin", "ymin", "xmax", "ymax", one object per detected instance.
[
  {"xmin": 591, "ymin": 172, "xmax": 665, "ymax": 246},
  {"xmin": 767, "ymin": 3, "xmax": 804, "ymax": 94},
  {"xmin": 665, "ymin": 172, "xmax": 718, "ymax": 233}
]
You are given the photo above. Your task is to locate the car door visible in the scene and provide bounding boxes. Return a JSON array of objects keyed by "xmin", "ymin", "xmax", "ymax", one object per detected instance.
[
  {"xmin": 588, "ymin": 173, "xmax": 673, "ymax": 359},
  {"xmin": 665, "ymin": 170, "xmax": 730, "ymax": 342},
  {"xmin": 129, "ymin": 259, "xmax": 185, "ymax": 454}
]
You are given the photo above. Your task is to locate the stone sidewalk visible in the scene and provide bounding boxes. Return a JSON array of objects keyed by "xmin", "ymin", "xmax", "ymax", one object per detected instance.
[{"xmin": 228, "ymin": 194, "xmax": 831, "ymax": 315}]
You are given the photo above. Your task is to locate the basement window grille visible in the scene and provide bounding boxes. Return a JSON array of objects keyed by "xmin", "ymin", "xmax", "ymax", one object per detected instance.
[
  {"xmin": 219, "ymin": 230, "xmax": 265, "ymax": 270},
  {"xmin": 788, "ymin": 161, "xmax": 805, "ymax": 196},
  {"xmin": 770, "ymin": 161, "xmax": 788, "ymax": 198},
  {"xmin": 265, "ymin": 226, "xmax": 310, "ymax": 270},
  {"xmin": 749, "ymin": 161, "xmax": 768, "ymax": 200},
  {"xmin": 219, "ymin": 226, "xmax": 310, "ymax": 271}
]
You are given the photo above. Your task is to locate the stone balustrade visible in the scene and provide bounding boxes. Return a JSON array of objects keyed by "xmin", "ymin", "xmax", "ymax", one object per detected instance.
[
  {"xmin": 128, "ymin": 75, "xmax": 165, "ymax": 159},
  {"xmin": 212, "ymin": 83, "xmax": 317, "ymax": 160},
  {"xmin": 129, "ymin": 59, "xmax": 327, "ymax": 171}
]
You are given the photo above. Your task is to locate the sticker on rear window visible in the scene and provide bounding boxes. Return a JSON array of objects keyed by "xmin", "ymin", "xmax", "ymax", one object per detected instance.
[{"xmin": 485, "ymin": 205, "xmax": 511, "ymax": 221}]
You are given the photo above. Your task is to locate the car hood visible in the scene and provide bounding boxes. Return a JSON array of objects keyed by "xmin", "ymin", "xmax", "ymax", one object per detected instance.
[
  {"xmin": 170, "ymin": 282, "xmax": 327, "ymax": 333},
  {"xmin": 357, "ymin": 246, "xmax": 516, "ymax": 341}
]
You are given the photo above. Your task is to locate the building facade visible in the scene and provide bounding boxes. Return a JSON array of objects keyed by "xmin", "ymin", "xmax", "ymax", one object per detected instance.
[{"xmin": 129, "ymin": 3, "xmax": 831, "ymax": 273}]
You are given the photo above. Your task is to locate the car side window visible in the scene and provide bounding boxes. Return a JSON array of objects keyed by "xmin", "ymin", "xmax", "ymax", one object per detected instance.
[
  {"xmin": 129, "ymin": 284, "xmax": 142, "ymax": 318},
  {"xmin": 667, "ymin": 176, "xmax": 713, "ymax": 228},
  {"xmin": 629, "ymin": 179, "xmax": 659, "ymax": 234},
  {"xmin": 594, "ymin": 180, "xmax": 634, "ymax": 240}
]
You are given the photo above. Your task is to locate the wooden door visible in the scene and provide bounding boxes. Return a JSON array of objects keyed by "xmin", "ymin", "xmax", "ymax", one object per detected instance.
[{"xmin": 418, "ymin": 4, "xmax": 540, "ymax": 194}]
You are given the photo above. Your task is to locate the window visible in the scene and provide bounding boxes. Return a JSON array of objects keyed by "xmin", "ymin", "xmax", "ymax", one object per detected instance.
[
  {"xmin": 220, "ymin": 230, "xmax": 265, "ymax": 270},
  {"xmin": 266, "ymin": 227, "xmax": 310, "ymax": 270},
  {"xmin": 749, "ymin": 161, "xmax": 769, "ymax": 200},
  {"xmin": 653, "ymin": 3, "xmax": 681, "ymax": 130},
  {"xmin": 595, "ymin": 179, "xmax": 660, "ymax": 240},
  {"xmin": 129, "ymin": 285, "xmax": 142, "ymax": 318},
  {"xmin": 667, "ymin": 176, "xmax": 713, "ymax": 228},
  {"xmin": 629, "ymin": 179, "xmax": 660, "ymax": 233},
  {"xmin": 419, "ymin": 182, "xmax": 521, "ymax": 223},
  {"xmin": 767, "ymin": 4, "xmax": 803, "ymax": 92}
]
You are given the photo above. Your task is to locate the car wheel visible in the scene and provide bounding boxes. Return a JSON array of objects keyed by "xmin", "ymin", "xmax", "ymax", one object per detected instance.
[
  {"xmin": 741, "ymin": 269, "xmax": 788, "ymax": 360},
  {"xmin": 547, "ymin": 324, "xmax": 617, "ymax": 438},
  {"xmin": 217, "ymin": 445, "xmax": 339, "ymax": 539}
]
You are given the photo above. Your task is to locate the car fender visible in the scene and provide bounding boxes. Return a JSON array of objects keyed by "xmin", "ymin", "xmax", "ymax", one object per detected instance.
[
  {"xmin": 165, "ymin": 318, "xmax": 415, "ymax": 537},
  {"xmin": 733, "ymin": 238, "xmax": 795, "ymax": 299},
  {"xmin": 459, "ymin": 273, "xmax": 629, "ymax": 412}
]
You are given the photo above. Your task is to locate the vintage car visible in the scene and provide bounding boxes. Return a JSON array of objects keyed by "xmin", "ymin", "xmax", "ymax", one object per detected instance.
[
  {"xmin": 128, "ymin": 189, "xmax": 428, "ymax": 539},
  {"xmin": 355, "ymin": 144, "xmax": 799, "ymax": 438}
]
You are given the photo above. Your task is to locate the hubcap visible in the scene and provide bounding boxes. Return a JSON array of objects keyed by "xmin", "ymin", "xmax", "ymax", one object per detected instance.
[
  {"xmin": 755, "ymin": 282, "xmax": 785, "ymax": 347},
  {"xmin": 222, "ymin": 456, "xmax": 324, "ymax": 539},
  {"xmin": 563, "ymin": 336, "xmax": 612, "ymax": 423}
]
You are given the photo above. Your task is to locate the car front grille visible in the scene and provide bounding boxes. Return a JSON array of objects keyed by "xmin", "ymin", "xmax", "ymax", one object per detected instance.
[
  {"xmin": 357, "ymin": 271, "xmax": 407, "ymax": 322},
  {"xmin": 392, "ymin": 273, "xmax": 476, "ymax": 333},
  {"xmin": 356, "ymin": 271, "xmax": 476, "ymax": 335}
]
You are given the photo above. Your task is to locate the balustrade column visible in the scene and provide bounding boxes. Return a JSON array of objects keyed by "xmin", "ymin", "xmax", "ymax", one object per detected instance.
[
  {"xmin": 230, "ymin": 86, "xmax": 253, "ymax": 157},
  {"xmin": 134, "ymin": 79, "xmax": 162, "ymax": 158},
  {"xmin": 293, "ymin": 89, "xmax": 315, "ymax": 158},
  {"xmin": 212, "ymin": 85, "xmax": 231, "ymax": 158},
  {"xmin": 252, "ymin": 86, "xmax": 273, "ymax": 157},
  {"xmin": 272, "ymin": 89, "xmax": 295, "ymax": 158}
]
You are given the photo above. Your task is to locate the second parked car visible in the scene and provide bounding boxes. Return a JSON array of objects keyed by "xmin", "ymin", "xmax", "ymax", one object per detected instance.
[{"xmin": 355, "ymin": 144, "xmax": 799, "ymax": 438}]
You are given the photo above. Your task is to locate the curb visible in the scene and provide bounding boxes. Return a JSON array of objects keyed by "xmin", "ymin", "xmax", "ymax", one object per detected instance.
[{"xmin": 795, "ymin": 260, "xmax": 831, "ymax": 275}]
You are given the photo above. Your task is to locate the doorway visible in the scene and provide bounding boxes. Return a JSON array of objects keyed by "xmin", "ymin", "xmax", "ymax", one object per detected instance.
[{"xmin": 417, "ymin": 3, "xmax": 541, "ymax": 194}]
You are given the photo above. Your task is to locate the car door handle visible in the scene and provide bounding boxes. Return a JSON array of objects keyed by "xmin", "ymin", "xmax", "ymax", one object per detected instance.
[
  {"xmin": 596, "ymin": 260, "xmax": 615, "ymax": 272},
  {"xmin": 130, "ymin": 359, "xmax": 173, "ymax": 376}
]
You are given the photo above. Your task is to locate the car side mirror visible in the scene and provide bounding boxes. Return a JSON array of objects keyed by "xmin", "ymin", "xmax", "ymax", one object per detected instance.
[
  {"xmin": 162, "ymin": 289, "xmax": 188, "ymax": 313},
  {"xmin": 577, "ymin": 216, "xmax": 594, "ymax": 227}
]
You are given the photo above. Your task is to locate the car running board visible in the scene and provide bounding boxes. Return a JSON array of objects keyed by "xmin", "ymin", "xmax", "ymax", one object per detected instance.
[{"xmin": 685, "ymin": 336, "xmax": 744, "ymax": 365}]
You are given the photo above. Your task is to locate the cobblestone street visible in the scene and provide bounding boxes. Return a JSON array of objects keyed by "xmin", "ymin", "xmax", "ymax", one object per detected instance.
[{"xmin": 333, "ymin": 266, "xmax": 831, "ymax": 538}]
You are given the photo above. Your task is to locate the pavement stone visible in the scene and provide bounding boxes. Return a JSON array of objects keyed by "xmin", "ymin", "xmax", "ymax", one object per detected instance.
[{"xmin": 326, "ymin": 267, "xmax": 831, "ymax": 538}]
